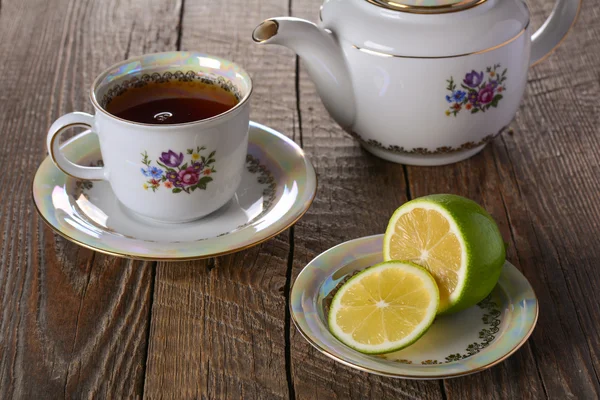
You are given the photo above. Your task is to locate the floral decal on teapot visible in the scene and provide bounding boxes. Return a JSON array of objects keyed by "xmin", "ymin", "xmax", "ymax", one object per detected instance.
[
  {"xmin": 445, "ymin": 64, "xmax": 507, "ymax": 116},
  {"xmin": 140, "ymin": 146, "xmax": 216, "ymax": 193}
]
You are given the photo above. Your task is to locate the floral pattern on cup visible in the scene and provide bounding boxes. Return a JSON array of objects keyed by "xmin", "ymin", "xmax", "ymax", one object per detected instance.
[
  {"xmin": 140, "ymin": 147, "xmax": 216, "ymax": 193},
  {"xmin": 445, "ymin": 64, "xmax": 507, "ymax": 117}
]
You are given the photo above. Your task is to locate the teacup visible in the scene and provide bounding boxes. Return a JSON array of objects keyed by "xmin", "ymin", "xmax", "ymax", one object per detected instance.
[{"xmin": 46, "ymin": 51, "xmax": 252, "ymax": 223}]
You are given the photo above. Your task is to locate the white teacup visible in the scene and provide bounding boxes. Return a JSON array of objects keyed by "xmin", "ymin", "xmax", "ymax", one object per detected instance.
[{"xmin": 47, "ymin": 52, "xmax": 252, "ymax": 223}]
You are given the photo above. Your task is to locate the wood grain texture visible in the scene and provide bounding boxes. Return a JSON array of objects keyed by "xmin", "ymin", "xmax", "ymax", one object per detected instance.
[
  {"xmin": 144, "ymin": 245, "xmax": 292, "ymax": 399},
  {"xmin": 492, "ymin": 4, "xmax": 600, "ymax": 397},
  {"xmin": 0, "ymin": 0, "xmax": 180, "ymax": 397},
  {"xmin": 1, "ymin": 0, "xmax": 599, "ymax": 398},
  {"xmin": 289, "ymin": 0, "xmax": 600, "ymax": 399},
  {"xmin": 287, "ymin": 0, "xmax": 444, "ymax": 398},
  {"xmin": 404, "ymin": 150, "xmax": 548, "ymax": 400},
  {"xmin": 141, "ymin": 0, "xmax": 300, "ymax": 398},
  {"xmin": 405, "ymin": 2, "xmax": 600, "ymax": 399}
]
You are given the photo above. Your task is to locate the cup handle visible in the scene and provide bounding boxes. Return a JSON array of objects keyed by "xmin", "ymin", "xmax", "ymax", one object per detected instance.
[{"xmin": 46, "ymin": 111, "xmax": 106, "ymax": 180}]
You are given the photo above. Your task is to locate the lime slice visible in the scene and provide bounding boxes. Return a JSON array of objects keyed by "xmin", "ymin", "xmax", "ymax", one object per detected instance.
[
  {"xmin": 328, "ymin": 261, "xmax": 439, "ymax": 354},
  {"xmin": 383, "ymin": 194, "xmax": 505, "ymax": 314}
]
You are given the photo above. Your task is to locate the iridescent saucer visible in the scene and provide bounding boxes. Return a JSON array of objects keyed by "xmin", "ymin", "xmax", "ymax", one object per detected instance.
[
  {"xmin": 33, "ymin": 122, "xmax": 316, "ymax": 260},
  {"xmin": 291, "ymin": 234, "xmax": 538, "ymax": 379}
]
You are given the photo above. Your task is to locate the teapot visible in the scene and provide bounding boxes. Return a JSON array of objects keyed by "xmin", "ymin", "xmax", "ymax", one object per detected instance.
[{"xmin": 252, "ymin": 0, "xmax": 580, "ymax": 166}]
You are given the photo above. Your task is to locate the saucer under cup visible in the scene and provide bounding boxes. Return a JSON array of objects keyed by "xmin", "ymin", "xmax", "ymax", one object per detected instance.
[{"xmin": 34, "ymin": 122, "xmax": 316, "ymax": 260}]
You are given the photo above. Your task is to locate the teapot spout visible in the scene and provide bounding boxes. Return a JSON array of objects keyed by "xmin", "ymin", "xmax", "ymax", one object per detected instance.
[{"xmin": 253, "ymin": 17, "xmax": 355, "ymax": 129}]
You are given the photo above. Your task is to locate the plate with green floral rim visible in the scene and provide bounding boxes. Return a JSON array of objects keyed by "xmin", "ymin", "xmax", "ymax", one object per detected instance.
[
  {"xmin": 291, "ymin": 234, "xmax": 538, "ymax": 379},
  {"xmin": 33, "ymin": 121, "xmax": 316, "ymax": 261}
]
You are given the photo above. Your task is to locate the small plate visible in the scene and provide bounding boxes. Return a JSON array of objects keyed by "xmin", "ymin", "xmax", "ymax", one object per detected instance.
[
  {"xmin": 33, "ymin": 122, "xmax": 316, "ymax": 260},
  {"xmin": 291, "ymin": 234, "xmax": 538, "ymax": 379}
]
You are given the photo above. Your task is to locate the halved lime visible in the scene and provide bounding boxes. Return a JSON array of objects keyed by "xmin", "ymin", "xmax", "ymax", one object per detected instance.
[
  {"xmin": 383, "ymin": 194, "xmax": 505, "ymax": 314},
  {"xmin": 328, "ymin": 261, "xmax": 439, "ymax": 354}
]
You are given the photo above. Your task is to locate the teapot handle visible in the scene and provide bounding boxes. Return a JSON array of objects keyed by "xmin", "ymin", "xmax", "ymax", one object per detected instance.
[{"xmin": 530, "ymin": 0, "xmax": 581, "ymax": 66}]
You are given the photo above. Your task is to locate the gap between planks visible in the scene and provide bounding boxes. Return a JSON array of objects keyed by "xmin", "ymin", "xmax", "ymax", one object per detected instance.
[
  {"xmin": 284, "ymin": 0, "xmax": 299, "ymax": 398},
  {"xmin": 175, "ymin": 0, "xmax": 185, "ymax": 51},
  {"xmin": 139, "ymin": 0, "xmax": 300, "ymax": 397},
  {"xmin": 494, "ymin": 136, "xmax": 550, "ymax": 399},
  {"xmin": 140, "ymin": 261, "xmax": 157, "ymax": 399},
  {"xmin": 284, "ymin": 227, "xmax": 297, "ymax": 400}
]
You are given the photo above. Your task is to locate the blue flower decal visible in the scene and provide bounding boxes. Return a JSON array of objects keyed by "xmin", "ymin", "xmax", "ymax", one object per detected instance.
[
  {"xmin": 141, "ymin": 166, "xmax": 164, "ymax": 179},
  {"xmin": 451, "ymin": 90, "xmax": 466, "ymax": 102},
  {"xmin": 445, "ymin": 91, "xmax": 466, "ymax": 103}
]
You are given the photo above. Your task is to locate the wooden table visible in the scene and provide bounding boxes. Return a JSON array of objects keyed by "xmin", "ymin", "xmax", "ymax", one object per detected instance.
[{"xmin": 1, "ymin": 0, "xmax": 599, "ymax": 398}]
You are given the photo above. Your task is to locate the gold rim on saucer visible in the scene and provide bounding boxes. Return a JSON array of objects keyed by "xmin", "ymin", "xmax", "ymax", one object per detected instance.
[{"xmin": 33, "ymin": 121, "xmax": 317, "ymax": 261}]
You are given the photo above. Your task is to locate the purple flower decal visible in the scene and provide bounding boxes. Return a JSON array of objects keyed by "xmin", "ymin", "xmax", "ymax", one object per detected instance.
[
  {"xmin": 463, "ymin": 70, "xmax": 484, "ymax": 88},
  {"xmin": 477, "ymin": 85, "xmax": 495, "ymax": 104},
  {"xmin": 468, "ymin": 91, "xmax": 479, "ymax": 105},
  {"xmin": 192, "ymin": 161, "xmax": 205, "ymax": 171},
  {"xmin": 166, "ymin": 170, "xmax": 179, "ymax": 182},
  {"xmin": 159, "ymin": 150, "xmax": 184, "ymax": 167}
]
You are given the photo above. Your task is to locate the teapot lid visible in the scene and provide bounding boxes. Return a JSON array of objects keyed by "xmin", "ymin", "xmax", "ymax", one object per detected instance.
[
  {"xmin": 320, "ymin": 0, "xmax": 529, "ymax": 58},
  {"xmin": 367, "ymin": 0, "xmax": 485, "ymax": 14}
]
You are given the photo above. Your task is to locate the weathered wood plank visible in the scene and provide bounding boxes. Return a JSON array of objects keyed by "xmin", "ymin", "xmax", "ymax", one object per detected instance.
[
  {"xmin": 288, "ymin": 111, "xmax": 445, "ymax": 398},
  {"xmin": 289, "ymin": 0, "xmax": 599, "ymax": 399},
  {"xmin": 492, "ymin": 3, "xmax": 600, "ymax": 394},
  {"xmin": 404, "ymin": 150, "xmax": 548, "ymax": 399},
  {"xmin": 141, "ymin": 0, "xmax": 299, "ymax": 398},
  {"xmin": 406, "ymin": 2, "xmax": 600, "ymax": 399},
  {"xmin": 1, "ymin": 0, "xmax": 599, "ymax": 399},
  {"xmin": 287, "ymin": 0, "xmax": 443, "ymax": 398},
  {"xmin": 0, "ymin": 0, "xmax": 181, "ymax": 397},
  {"xmin": 144, "ymin": 246, "xmax": 292, "ymax": 399}
]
